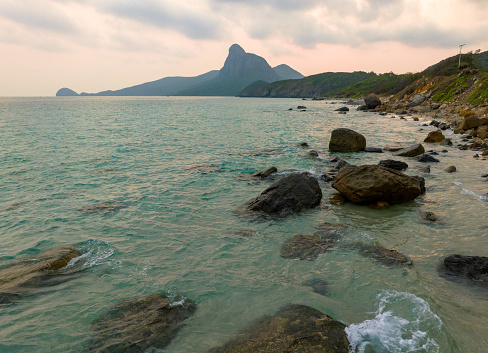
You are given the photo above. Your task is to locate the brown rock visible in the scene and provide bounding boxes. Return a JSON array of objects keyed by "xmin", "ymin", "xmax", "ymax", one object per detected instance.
[
  {"xmin": 329, "ymin": 193, "xmax": 346, "ymax": 205},
  {"xmin": 392, "ymin": 144, "xmax": 425, "ymax": 157},
  {"xmin": 329, "ymin": 128, "xmax": 366, "ymax": 152},
  {"xmin": 424, "ymin": 131, "xmax": 445, "ymax": 143},
  {"xmin": 460, "ymin": 116, "xmax": 483, "ymax": 130},
  {"xmin": 280, "ymin": 234, "xmax": 332, "ymax": 260},
  {"xmin": 332, "ymin": 165, "xmax": 425, "ymax": 204},
  {"xmin": 253, "ymin": 167, "xmax": 278, "ymax": 178}
]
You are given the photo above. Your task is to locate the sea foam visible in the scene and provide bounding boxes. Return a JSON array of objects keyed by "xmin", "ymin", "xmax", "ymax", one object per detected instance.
[{"xmin": 346, "ymin": 291, "xmax": 442, "ymax": 353}]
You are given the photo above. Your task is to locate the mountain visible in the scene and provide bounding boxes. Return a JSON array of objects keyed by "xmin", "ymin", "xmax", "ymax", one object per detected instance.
[
  {"xmin": 56, "ymin": 44, "xmax": 304, "ymax": 97},
  {"xmin": 273, "ymin": 64, "xmax": 304, "ymax": 80},
  {"xmin": 175, "ymin": 44, "xmax": 285, "ymax": 96}
]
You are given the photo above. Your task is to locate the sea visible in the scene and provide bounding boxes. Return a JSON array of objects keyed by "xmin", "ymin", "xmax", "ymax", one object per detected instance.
[{"xmin": 0, "ymin": 96, "xmax": 487, "ymax": 353}]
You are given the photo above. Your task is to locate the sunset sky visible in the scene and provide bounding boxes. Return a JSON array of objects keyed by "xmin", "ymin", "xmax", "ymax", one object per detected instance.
[{"xmin": 1, "ymin": 0, "xmax": 488, "ymax": 96}]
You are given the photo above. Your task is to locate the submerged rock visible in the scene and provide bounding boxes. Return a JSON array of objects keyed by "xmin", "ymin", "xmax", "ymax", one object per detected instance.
[
  {"xmin": 441, "ymin": 255, "xmax": 488, "ymax": 284},
  {"xmin": 89, "ymin": 294, "xmax": 196, "ymax": 353},
  {"xmin": 280, "ymin": 234, "xmax": 332, "ymax": 260},
  {"xmin": 332, "ymin": 165, "xmax": 425, "ymax": 205},
  {"xmin": 0, "ymin": 245, "xmax": 82, "ymax": 304},
  {"xmin": 328, "ymin": 193, "xmax": 346, "ymax": 205},
  {"xmin": 252, "ymin": 167, "xmax": 278, "ymax": 178},
  {"xmin": 78, "ymin": 201, "xmax": 128, "ymax": 215},
  {"xmin": 302, "ymin": 278, "xmax": 329, "ymax": 296},
  {"xmin": 184, "ymin": 163, "xmax": 224, "ymax": 173},
  {"xmin": 353, "ymin": 243, "xmax": 413, "ymax": 268},
  {"xmin": 208, "ymin": 304, "xmax": 349, "ymax": 353},
  {"xmin": 329, "ymin": 128, "xmax": 366, "ymax": 152},
  {"xmin": 313, "ymin": 222, "xmax": 347, "ymax": 242},
  {"xmin": 421, "ymin": 211, "xmax": 439, "ymax": 222},
  {"xmin": 243, "ymin": 173, "xmax": 322, "ymax": 215},
  {"xmin": 363, "ymin": 147, "xmax": 383, "ymax": 153}
]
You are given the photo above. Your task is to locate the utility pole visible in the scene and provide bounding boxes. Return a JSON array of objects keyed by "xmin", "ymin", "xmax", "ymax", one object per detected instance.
[{"xmin": 459, "ymin": 44, "xmax": 466, "ymax": 69}]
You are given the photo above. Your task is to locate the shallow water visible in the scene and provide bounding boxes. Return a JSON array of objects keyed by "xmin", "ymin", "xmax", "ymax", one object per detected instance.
[{"xmin": 1, "ymin": 96, "xmax": 487, "ymax": 352}]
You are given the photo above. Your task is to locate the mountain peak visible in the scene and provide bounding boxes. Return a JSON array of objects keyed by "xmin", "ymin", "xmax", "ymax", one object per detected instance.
[{"xmin": 229, "ymin": 44, "xmax": 246, "ymax": 56}]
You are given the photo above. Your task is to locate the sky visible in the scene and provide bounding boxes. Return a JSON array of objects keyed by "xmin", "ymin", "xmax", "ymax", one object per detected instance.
[{"xmin": 1, "ymin": 0, "xmax": 488, "ymax": 96}]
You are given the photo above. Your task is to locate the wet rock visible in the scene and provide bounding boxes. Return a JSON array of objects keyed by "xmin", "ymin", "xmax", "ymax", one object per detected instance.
[
  {"xmin": 78, "ymin": 201, "xmax": 128, "ymax": 215},
  {"xmin": 441, "ymin": 255, "xmax": 488, "ymax": 283},
  {"xmin": 383, "ymin": 144, "xmax": 406, "ymax": 152},
  {"xmin": 89, "ymin": 294, "xmax": 196, "ymax": 353},
  {"xmin": 439, "ymin": 138, "xmax": 453, "ymax": 146},
  {"xmin": 392, "ymin": 144, "xmax": 425, "ymax": 157},
  {"xmin": 417, "ymin": 154, "xmax": 440, "ymax": 163},
  {"xmin": 363, "ymin": 147, "xmax": 383, "ymax": 153},
  {"xmin": 208, "ymin": 304, "xmax": 349, "ymax": 353},
  {"xmin": 229, "ymin": 149, "xmax": 284, "ymax": 157},
  {"xmin": 424, "ymin": 131, "xmax": 445, "ymax": 143},
  {"xmin": 243, "ymin": 173, "xmax": 322, "ymax": 215},
  {"xmin": 184, "ymin": 164, "xmax": 224, "ymax": 173},
  {"xmin": 329, "ymin": 128, "xmax": 366, "ymax": 152},
  {"xmin": 252, "ymin": 167, "xmax": 278, "ymax": 178},
  {"xmin": 378, "ymin": 159, "xmax": 408, "ymax": 171},
  {"xmin": 367, "ymin": 201, "xmax": 390, "ymax": 210},
  {"xmin": 298, "ymin": 142, "xmax": 309, "ymax": 149},
  {"xmin": 320, "ymin": 173, "xmax": 336, "ymax": 182},
  {"xmin": 421, "ymin": 211, "xmax": 438, "ymax": 222},
  {"xmin": 307, "ymin": 150, "xmax": 319, "ymax": 158},
  {"xmin": 365, "ymin": 95, "xmax": 381, "ymax": 109},
  {"xmin": 302, "ymin": 279, "xmax": 329, "ymax": 296},
  {"xmin": 329, "ymin": 156, "xmax": 340, "ymax": 163},
  {"xmin": 329, "ymin": 193, "xmax": 346, "ymax": 205},
  {"xmin": 297, "ymin": 106, "xmax": 307, "ymax": 109},
  {"xmin": 0, "ymin": 245, "xmax": 82, "ymax": 304},
  {"xmin": 418, "ymin": 165, "xmax": 431, "ymax": 173},
  {"xmin": 335, "ymin": 107, "xmax": 349, "ymax": 112},
  {"xmin": 232, "ymin": 229, "xmax": 256, "ymax": 238},
  {"xmin": 357, "ymin": 105, "xmax": 369, "ymax": 111},
  {"xmin": 413, "ymin": 117, "xmax": 419, "ymax": 121},
  {"xmin": 333, "ymin": 159, "xmax": 350, "ymax": 171},
  {"xmin": 356, "ymin": 244, "xmax": 413, "ymax": 268},
  {"xmin": 280, "ymin": 234, "xmax": 332, "ymax": 260},
  {"xmin": 338, "ymin": 111, "xmax": 347, "ymax": 115},
  {"xmin": 445, "ymin": 166, "xmax": 457, "ymax": 173},
  {"xmin": 332, "ymin": 165, "xmax": 425, "ymax": 205}
]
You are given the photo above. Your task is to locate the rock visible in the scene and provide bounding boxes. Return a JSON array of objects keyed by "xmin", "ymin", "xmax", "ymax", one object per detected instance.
[
  {"xmin": 417, "ymin": 154, "xmax": 440, "ymax": 163},
  {"xmin": 445, "ymin": 166, "xmax": 457, "ymax": 173},
  {"xmin": 0, "ymin": 245, "xmax": 82, "ymax": 304},
  {"xmin": 409, "ymin": 94, "xmax": 427, "ymax": 107},
  {"xmin": 421, "ymin": 211, "xmax": 438, "ymax": 222},
  {"xmin": 460, "ymin": 116, "xmax": 483, "ymax": 130},
  {"xmin": 329, "ymin": 193, "xmax": 346, "ymax": 205},
  {"xmin": 232, "ymin": 229, "xmax": 256, "ymax": 237},
  {"xmin": 364, "ymin": 95, "xmax": 381, "ymax": 109},
  {"xmin": 383, "ymin": 144, "xmax": 406, "ymax": 152},
  {"xmin": 335, "ymin": 107, "xmax": 349, "ymax": 112},
  {"xmin": 418, "ymin": 165, "xmax": 430, "ymax": 173},
  {"xmin": 439, "ymin": 123, "xmax": 449, "ymax": 130},
  {"xmin": 331, "ymin": 165, "xmax": 425, "ymax": 204},
  {"xmin": 363, "ymin": 147, "xmax": 383, "ymax": 153},
  {"xmin": 307, "ymin": 150, "xmax": 319, "ymax": 158},
  {"xmin": 252, "ymin": 167, "xmax": 278, "ymax": 178},
  {"xmin": 439, "ymin": 138, "xmax": 453, "ymax": 146},
  {"xmin": 378, "ymin": 159, "xmax": 408, "ymax": 171},
  {"xmin": 297, "ymin": 106, "xmax": 306, "ymax": 109},
  {"xmin": 78, "ymin": 201, "xmax": 128, "ymax": 215},
  {"xmin": 88, "ymin": 294, "xmax": 196, "ymax": 353},
  {"xmin": 413, "ymin": 117, "xmax": 419, "ymax": 121},
  {"xmin": 357, "ymin": 105, "xmax": 369, "ymax": 111},
  {"xmin": 243, "ymin": 173, "xmax": 322, "ymax": 215},
  {"xmin": 453, "ymin": 127, "xmax": 464, "ymax": 134},
  {"xmin": 208, "ymin": 304, "xmax": 349, "ymax": 353},
  {"xmin": 367, "ymin": 201, "xmax": 390, "ymax": 210},
  {"xmin": 357, "ymin": 244, "xmax": 413, "ymax": 268},
  {"xmin": 280, "ymin": 234, "xmax": 332, "ymax": 260},
  {"xmin": 392, "ymin": 144, "xmax": 425, "ymax": 157},
  {"xmin": 320, "ymin": 173, "xmax": 336, "ymax": 182},
  {"xmin": 482, "ymin": 150, "xmax": 488, "ymax": 156},
  {"xmin": 441, "ymin": 255, "xmax": 488, "ymax": 283},
  {"xmin": 431, "ymin": 103, "xmax": 441, "ymax": 110},
  {"xmin": 424, "ymin": 131, "xmax": 445, "ymax": 143},
  {"xmin": 334, "ymin": 159, "xmax": 350, "ymax": 170},
  {"xmin": 329, "ymin": 128, "xmax": 366, "ymax": 152},
  {"xmin": 298, "ymin": 142, "xmax": 309, "ymax": 148},
  {"xmin": 329, "ymin": 156, "xmax": 340, "ymax": 163},
  {"xmin": 302, "ymin": 279, "xmax": 329, "ymax": 296},
  {"xmin": 338, "ymin": 111, "xmax": 347, "ymax": 115}
]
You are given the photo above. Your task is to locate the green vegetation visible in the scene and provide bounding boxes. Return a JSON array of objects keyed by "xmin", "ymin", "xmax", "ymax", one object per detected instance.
[
  {"xmin": 468, "ymin": 75, "xmax": 488, "ymax": 105},
  {"xmin": 431, "ymin": 74, "xmax": 472, "ymax": 103}
]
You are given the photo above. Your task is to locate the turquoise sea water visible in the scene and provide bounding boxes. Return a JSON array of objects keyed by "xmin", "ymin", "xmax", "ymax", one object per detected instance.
[{"xmin": 1, "ymin": 96, "xmax": 487, "ymax": 352}]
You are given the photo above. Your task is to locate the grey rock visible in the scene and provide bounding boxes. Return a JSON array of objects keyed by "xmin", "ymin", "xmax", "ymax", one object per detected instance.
[
  {"xmin": 280, "ymin": 234, "xmax": 332, "ymax": 260},
  {"xmin": 441, "ymin": 255, "xmax": 488, "ymax": 284},
  {"xmin": 335, "ymin": 107, "xmax": 349, "ymax": 112},
  {"xmin": 329, "ymin": 128, "xmax": 366, "ymax": 152},
  {"xmin": 364, "ymin": 95, "xmax": 381, "ymax": 109},
  {"xmin": 409, "ymin": 94, "xmax": 427, "ymax": 107},
  {"xmin": 418, "ymin": 165, "xmax": 431, "ymax": 173},
  {"xmin": 392, "ymin": 144, "xmax": 425, "ymax": 157},
  {"xmin": 364, "ymin": 147, "xmax": 383, "ymax": 153},
  {"xmin": 378, "ymin": 159, "xmax": 408, "ymax": 171},
  {"xmin": 253, "ymin": 167, "xmax": 278, "ymax": 178},
  {"xmin": 417, "ymin": 154, "xmax": 439, "ymax": 163},
  {"xmin": 445, "ymin": 166, "xmax": 457, "ymax": 173}
]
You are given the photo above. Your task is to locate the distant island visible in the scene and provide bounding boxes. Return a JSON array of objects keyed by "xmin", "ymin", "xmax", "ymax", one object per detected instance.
[{"xmin": 56, "ymin": 44, "xmax": 304, "ymax": 97}]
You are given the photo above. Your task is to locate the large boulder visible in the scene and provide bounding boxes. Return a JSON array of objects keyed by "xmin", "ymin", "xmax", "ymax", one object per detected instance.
[
  {"xmin": 331, "ymin": 165, "xmax": 425, "ymax": 204},
  {"xmin": 460, "ymin": 116, "xmax": 483, "ymax": 130},
  {"xmin": 244, "ymin": 173, "xmax": 322, "ymax": 215},
  {"xmin": 208, "ymin": 304, "xmax": 349, "ymax": 353},
  {"xmin": 424, "ymin": 131, "xmax": 445, "ymax": 143},
  {"xmin": 329, "ymin": 128, "xmax": 366, "ymax": 152},
  {"xmin": 364, "ymin": 95, "xmax": 381, "ymax": 109},
  {"xmin": 409, "ymin": 94, "xmax": 427, "ymax": 107},
  {"xmin": 441, "ymin": 255, "xmax": 488, "ymax": 283},
  {"xmin": 392, "ymin": 144, "xmax": 425, "ymax": 157},
  {"xmin": 0, "ymin": 245, "xmax": 82, "ymax": 304},
  {"xmin": 89, "ymin": 294, "xmax": 196, "ymax": 353}
]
